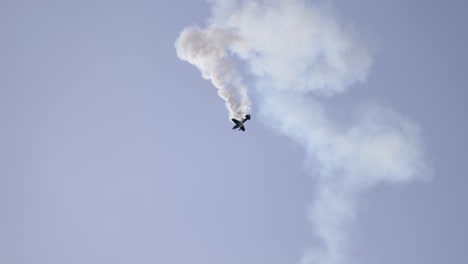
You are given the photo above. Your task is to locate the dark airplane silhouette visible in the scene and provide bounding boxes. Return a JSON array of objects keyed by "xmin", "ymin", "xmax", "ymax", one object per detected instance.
[{"xmin": 231, "ymin": 114, "xmax": 251, "ymax": 131}]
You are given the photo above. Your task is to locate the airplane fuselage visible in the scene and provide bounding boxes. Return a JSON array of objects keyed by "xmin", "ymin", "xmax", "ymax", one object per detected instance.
[{"xmin": 231, "ymin": 114, "xmax": 250, "ymax": 131}]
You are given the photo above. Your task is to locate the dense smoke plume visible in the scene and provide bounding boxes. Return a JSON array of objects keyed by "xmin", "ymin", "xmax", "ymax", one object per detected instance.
[
  {"xmin": 176, "ymin": 1, "xmax": 428, "ymax": 263},
  {"xmin": 176, "ymin": 25, "xmax": 250, "ymax": 120}
]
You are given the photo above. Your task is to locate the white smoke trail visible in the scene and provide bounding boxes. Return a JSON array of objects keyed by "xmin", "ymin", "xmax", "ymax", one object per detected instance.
[
  {"xmin": 262, "ymin": 93, "xmax": 427, "ymax": 264},
  {"xmin": 176, "ymin": 0, "xmax": 429, "ymax": 263},
  {"xmin": 176, "ymin": 25, "xmax": 251, "ymax": 120}
]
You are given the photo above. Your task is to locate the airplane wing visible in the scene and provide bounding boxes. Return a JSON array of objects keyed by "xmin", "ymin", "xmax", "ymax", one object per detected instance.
[
  {"xmin": 240, "ymin": 126, "xmax": 245, "ymax": 131},
  {"xmin": 231, "ymin": 119, "xmax": 241, "ymax": 125}
]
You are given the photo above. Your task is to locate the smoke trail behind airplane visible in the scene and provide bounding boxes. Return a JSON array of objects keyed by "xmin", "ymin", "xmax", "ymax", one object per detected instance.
[
  {"xmin": 175, "ymin": 1, "xmax": 429, "ymax": 263},
  {"xmin": 175, "ymin": 26, "xmax": 250, "ymax": 120}
]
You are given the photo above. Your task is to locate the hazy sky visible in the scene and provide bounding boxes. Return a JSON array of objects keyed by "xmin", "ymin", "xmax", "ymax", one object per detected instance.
[{"xmin": 1, "ymin": 1, "xmax": 467, "ymax": 264}]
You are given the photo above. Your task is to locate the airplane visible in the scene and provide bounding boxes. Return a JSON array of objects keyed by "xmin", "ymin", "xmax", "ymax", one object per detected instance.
[{"xmin": 231, "ymin": 114, "xmax": 251, "ymax": 131}]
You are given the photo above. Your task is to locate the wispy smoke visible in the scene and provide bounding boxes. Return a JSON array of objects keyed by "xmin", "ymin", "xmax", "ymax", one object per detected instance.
[
  {"xmin": 263, "ymin": 94, "xmax": 428, "ymax": 264},
  {"xmin": 176, "ymin": 0, "xmax": 429, "ymax": 263}
]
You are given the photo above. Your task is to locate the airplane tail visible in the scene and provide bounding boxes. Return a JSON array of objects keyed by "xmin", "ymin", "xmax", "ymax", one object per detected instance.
[{"xmin": 245, "ymin": 114, "xmax": 251, "ymax": 120}]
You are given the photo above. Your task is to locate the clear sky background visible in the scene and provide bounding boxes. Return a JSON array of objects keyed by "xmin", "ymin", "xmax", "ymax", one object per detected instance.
[{"xmin": 1, "ymin": 1, "xmax": 467, "ymax": 264}]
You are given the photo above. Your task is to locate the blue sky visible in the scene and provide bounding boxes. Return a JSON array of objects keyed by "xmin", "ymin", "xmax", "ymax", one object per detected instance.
[{"xmin": 1, "ymin": 1, "xmax": 467, "ymax": 264}]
